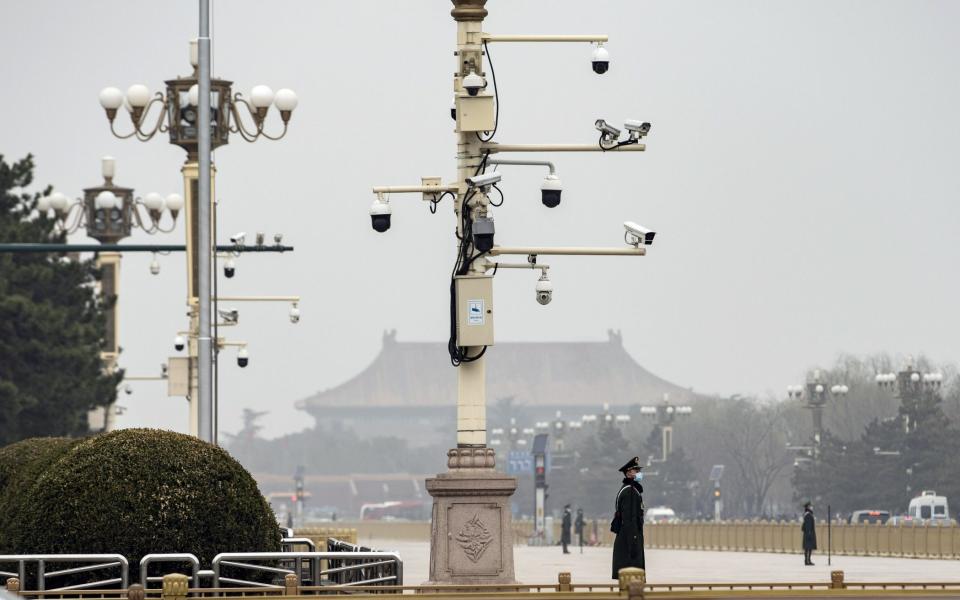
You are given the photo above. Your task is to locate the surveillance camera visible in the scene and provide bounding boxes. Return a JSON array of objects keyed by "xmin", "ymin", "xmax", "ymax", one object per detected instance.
[
  {"xmin": 595, "ymin": 119, "xmax": 621, "ymax": 139},
  {"xmin": 535, "ymin": 274, "xmax": 553, "ymax": 306},
  {"xmin": 230, "ymin": 232, "xmax": 246, "ymax": 245},
  {"xmin": 624, "ymin": 221, "xmax": 656, "ymax": 246},
  {"xmin": 591, "ymin": 45, "xmax": 610, "ymax": 74},
  {"xmin": 224, "ymin": 258, "xmax": 236, "ymax": 278},
  {"xmin": 124, "ymin": 383, "xmax": 133, "ymax": 395},
  {"xmin": 370, "ymin": 197, "xmax": 392, "ymax": 233},
  {"xmin": 540, "ymin": 174, "xmax": 563, "ymax": 208},
  {"xmin": 218, "ymin": 308, "xmax": 239, "ymax": 324},
  {"xmin": 174, "ymin": 335, "xmax": 185, "ymax": 352},
  {"xmin": 289, "ymin": 304, "xmax": 300, "ymax": 324},
  {"xmin": 465, "ymin": 172, "xmax": 502, "ymax": 190},
  {"xmin": 274, "ymin": 233, "xmax": 283, "ymax": 246},
  {"xmin": 450, "ymin": 97, "xmax": 457, "ymax": 120},
  {"xmin": 462, "ymin": 71, "xmax": 485, "ymax": 97},
  {"xmin": 149, "ymin": 257, "xmax": 160, "ymax": 275},
  {"xmin": 237, "ymin": 347, "xmax": 249, "ymax": 368},
  {"xmin": 472, "ymin": 217, "xmax": 495, "ymax": 253},
  {"xmin": 624, "ymin": 120, "xmax": 652, "ymax": 141}
]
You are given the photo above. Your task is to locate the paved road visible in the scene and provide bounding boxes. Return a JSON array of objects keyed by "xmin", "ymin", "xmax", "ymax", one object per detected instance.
[{"xmin": 367, "ymin": 540, "xmax": 960, "ymax": 586}]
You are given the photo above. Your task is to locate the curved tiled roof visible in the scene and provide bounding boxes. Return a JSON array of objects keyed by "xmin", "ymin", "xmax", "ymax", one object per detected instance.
[{"xmin": 296, "ymin": 330, "xmax": 696, "ymax": 412}]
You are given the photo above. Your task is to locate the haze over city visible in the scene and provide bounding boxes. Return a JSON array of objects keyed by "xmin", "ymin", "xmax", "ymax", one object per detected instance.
[{"xmin": 3, "ymin": 0, "xmax": 958, "ymax": 439}]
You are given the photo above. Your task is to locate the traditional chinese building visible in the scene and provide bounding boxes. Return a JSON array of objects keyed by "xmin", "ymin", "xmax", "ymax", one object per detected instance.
[{"xmin": 295, "ymin": 329, "xmax": 697, "ymax": 446}]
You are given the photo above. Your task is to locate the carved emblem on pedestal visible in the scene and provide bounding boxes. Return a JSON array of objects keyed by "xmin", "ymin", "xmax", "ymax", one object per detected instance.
[{"xmin": 456, "ymin": 512, "xmax": 494, "ymax": 562}]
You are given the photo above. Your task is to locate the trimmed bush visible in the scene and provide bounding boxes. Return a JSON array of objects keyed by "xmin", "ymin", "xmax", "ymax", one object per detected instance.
[
  {"xmin": 0, "ymin": 436, "xmax": 80, "ymax": 551},
  {"xmin": 6, "ymin": 428, "xmax": 279, "ymax": 569}
]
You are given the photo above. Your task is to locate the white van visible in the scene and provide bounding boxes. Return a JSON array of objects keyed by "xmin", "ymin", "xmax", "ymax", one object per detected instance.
[{"xmin": 907, "ymin": 491, "xmax": 949, "ymax": 523}]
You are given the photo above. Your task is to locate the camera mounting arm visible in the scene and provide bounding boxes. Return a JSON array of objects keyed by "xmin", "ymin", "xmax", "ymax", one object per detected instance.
[
  {"xmin": 481, "ymin": 142, "xmax": 645, "ymax": 153},
  {"xmin": 481, "ymin": 34, "xmax": 608, "ymax": 43},
  {"xmin": 489, "ymin": 245, "xmax": 645, "ymax": 257}
]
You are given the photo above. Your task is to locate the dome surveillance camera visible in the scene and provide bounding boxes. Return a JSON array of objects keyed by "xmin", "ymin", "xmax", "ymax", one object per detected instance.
[
  {"xmin": 237, "ymin": 347, "xmax": 249, "ymax": 368},
  {"xmin": 535, "ymin": 274, "xmax": 553, "ymax": 306},
  {"xmin": 149, "ymin": 257, "xmax": 160, "ymax": 275},
  {"xmin": 224, "ymin": 258, "xmax": 236, "ymax": 278},
  {"xmin": 462, "ymin": 71, "xmax": 485, "ymax": 96},
  {"xmin": 174, "ymin": 335, "xmax": 185, "ymax": 352},
  {"xmin": 541, "ymin": 174, "xmax": 563, "ymax": 208},
  {"xmin": 592, "ymin": 45, "xmax": 610, "ymax": 74},
  {"xmin": 124, "ymin": 383, "xmax": 133, "ymax": 395},
  {"xmin": 370, "ymin": 197, "xmax": 392, "ymax": 233},
  {"xmin": 289, "ymin": 304, "xmax": 300, "ymax": 324}
]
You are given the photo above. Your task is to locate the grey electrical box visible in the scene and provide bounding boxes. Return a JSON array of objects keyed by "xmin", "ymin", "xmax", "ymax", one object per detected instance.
[
  {"xmin": 167, "ymin": 357, "xmax": 190, "ymax": 396},
  {"xmin": 455, "ymin": 93, "xmax": 495, "ymax": 132},
  {"xmin": 455, "ymin": 275, "xmax": 494, "ymax": 347}
]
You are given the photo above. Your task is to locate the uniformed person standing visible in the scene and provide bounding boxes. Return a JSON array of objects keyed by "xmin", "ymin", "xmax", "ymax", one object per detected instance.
[
  {"xmin": 561, "ymin": 504, "xmax": 573, "ymax": 554},
  {"xmin": 612, "ymin": 456, "xmax": 645, "ymax": 579},
  {"xmin": 575, "ymin": 507, "xmax": 585, "ymax": 552},
  {"xmin": 801, "ymin": 502, "xmax": 817, "ymax": 565}
]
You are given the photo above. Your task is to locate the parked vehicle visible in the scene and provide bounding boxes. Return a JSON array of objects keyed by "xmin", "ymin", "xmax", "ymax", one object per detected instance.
[
  {"xmin": 644, "ymin": 506, "xmax": 678, "ymax": 524},
  {"xmin": 848, "ymin": 510, "xmax": 890, "ymax": 524},
  {"xmin": 907, "ymin": 491, "xmax": 950, "ymax": 523}
]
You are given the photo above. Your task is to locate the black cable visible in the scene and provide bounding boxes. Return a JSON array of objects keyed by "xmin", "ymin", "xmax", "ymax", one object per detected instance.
[
  {"xmin": 490, "ymin": 183, "xmax": 504, "ymax": 207},
  {"xmin": 476, "ymin": 41, "xmax": 499, "ymax": 143},
  {"xmin": 430, "ymin": 190, "xmax": 456, "ymax": 214}
]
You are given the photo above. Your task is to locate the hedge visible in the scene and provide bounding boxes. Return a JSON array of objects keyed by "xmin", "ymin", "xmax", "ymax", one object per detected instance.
[{"xmin": 5, "ymin": 428, "xmax": 279, "ymax": 571}]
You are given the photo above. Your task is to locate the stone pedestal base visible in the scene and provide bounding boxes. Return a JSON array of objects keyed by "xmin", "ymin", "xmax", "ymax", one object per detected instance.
[{"xmin": 425, "ymin": 447, "xmax": 518, "ymax": 585}]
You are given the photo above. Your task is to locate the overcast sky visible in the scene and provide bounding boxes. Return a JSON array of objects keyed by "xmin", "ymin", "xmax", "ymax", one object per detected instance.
[{"xmin": 3, "ymin": 1, "xmax": 958, "ymax": 440}]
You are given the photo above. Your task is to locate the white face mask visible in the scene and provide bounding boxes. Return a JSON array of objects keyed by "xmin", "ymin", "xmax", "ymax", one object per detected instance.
[{"xmin": 634, "ymin": 472, "xmax": 644, "ymax": 482}]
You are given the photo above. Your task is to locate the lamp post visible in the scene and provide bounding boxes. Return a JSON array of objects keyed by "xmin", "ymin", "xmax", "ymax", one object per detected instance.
[
  {"xmin": 98, "ymin": 39, "xmax": 297, "ymax": 441},
  {"xmin": 369, "ymin": 1, "xmax": 652, "ymax": 584},
  {"xmin": 875, "ymin": 357, "xmax": 943, "ymax": 433},
  {"xmin": 639, "ymin": 394, "xmax": 693, "ymax": 462},
  {"xmin": 40, "ymin": 156, "xmax": 182, "ymax": 432},
  {"xmin": 786, "ymin": 369, "xmax": 849, "ymax": 452}
]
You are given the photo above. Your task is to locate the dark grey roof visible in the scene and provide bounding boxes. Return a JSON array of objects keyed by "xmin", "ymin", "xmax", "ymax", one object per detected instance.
[{"xmin": 296, "ymin": 330, "xmax": 697, "ymax": 412}]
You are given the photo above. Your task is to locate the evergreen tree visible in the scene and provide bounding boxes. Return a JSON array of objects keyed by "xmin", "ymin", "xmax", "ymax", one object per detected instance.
[{"xmin": 0, "ymin": 154, "xmax": 118, "ymax": 443}]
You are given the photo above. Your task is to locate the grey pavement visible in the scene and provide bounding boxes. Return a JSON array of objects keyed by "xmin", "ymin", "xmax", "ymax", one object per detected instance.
[{"xmin": 370, "ymin": 540, "xmax": 960, "ymax": 585}]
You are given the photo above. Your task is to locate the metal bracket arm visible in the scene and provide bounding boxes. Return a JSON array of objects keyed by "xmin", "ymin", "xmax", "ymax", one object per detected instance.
[
  {"xmin": 489, "ymin": 245, "xmax": 645, "ymax": 256},
  {"xmin": 481, "ymin": 34, "xmax": 608, "ymax": 43},
  {"xmin": 481, "ymin": 143, "xmax": 645, "ymax": 153}
]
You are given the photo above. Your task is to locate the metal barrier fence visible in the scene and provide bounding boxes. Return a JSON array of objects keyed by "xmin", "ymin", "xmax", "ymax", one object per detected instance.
[
  {"xmin": 644, "ymin": 520, "xmax": 960, "ymax": 559},
  {"xmin": 0, "ymin": 554, "xmax": 129, "ymax": 592},
  {"xmin": 7, "ymin": 568, "xmax": 960, "ymax": 599},
  {"xmin": 211, "ymin": 551, "xmax": 402, "ymax": 589}
]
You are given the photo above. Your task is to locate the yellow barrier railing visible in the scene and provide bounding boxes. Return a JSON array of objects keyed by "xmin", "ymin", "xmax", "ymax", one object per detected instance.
[
  {"xmin": 644, "ymin": 520, "xmax": 960, "ymax": 559},
  {"xmin": 8, "ymin": 569, "xmax": 960, "ymax": 599}
]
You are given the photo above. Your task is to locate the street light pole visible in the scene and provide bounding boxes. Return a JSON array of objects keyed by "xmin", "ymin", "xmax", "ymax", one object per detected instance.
[
  {"xmin": 98, "ymin": 35, "xmax": 298, "ymax": 439},
  {"xmin": 197, "ymin": 0, "xmax": 214, "ymax": 443}
]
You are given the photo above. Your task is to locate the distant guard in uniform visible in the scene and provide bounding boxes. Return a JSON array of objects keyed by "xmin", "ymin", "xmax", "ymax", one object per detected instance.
[
  {"xmin": 802, "ymin": 502, "xmax": 817, "ymax": 565},
  {"xmin": 575, "ymin": 507, "xmax": 585, "ymax": 552},
  {"xmin": 611, "ymin": 456, "xmax": 645, "ymax": 579},
  {"xmin": 561, "ymin": 504, "xmax": 573, "ymax": 554}
]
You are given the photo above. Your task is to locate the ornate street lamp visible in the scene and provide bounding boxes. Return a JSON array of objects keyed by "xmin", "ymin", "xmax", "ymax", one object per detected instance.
[
  {"xmin": 98, "ymin": 42, "xmax": 296, "ymax": 156},
  {"xmin": 876, "ymin": 357, "xmax": 943, "ymax": 432},
  {"xmin": 97, "ymin": 40, "xmax": 297, "ymax": 438},
  {"xmin": 41, "ymin": 157, "xmax": 182, "ymax": 245},
  {"xmin": 787, "ymin": 369, "xmax": 849, "ymax": 450}
]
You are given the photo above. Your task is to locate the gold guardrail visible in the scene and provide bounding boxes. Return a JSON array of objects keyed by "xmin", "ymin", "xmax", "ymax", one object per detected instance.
[
  {"xmin": 8, "ymin": 570, "xmax": 960, "ymax": 600},
  {"xmin": 644, "ymin": 521, "xmax": 960, "ymax": 560},
  {"xmin": 291, "ymin": 527, "xmax": 358, "ymax": 547}
]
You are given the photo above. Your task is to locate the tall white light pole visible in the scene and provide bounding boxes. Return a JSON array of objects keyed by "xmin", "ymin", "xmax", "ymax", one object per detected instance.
[{"xmin": 370, "ymin": 0, "xmax": 654, "ymax": 584}]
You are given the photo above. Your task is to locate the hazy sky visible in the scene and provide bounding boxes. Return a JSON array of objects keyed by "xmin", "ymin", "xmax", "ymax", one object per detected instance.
[{"xmin": 3, "ymin": 1, "xmax": 958, "ymax": 439}]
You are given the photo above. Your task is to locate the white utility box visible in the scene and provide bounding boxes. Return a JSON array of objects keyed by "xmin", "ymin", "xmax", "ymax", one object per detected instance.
[
  {"xmin": 455, "ymin": 275, "xmax": 494, "ymax": 347},
  {"xmin": 167, "ymin": 357, "xmax": 190, "ymax": 396},
  {"xmin": 455, "ymin": 93, "xmax": 495, "ymax": 133}
]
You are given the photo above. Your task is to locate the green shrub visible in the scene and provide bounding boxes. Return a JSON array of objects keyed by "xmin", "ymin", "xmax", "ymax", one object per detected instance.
[
  {"xmin": 0, "ymin": 436, "xmax": 80, "ymax": 551},
  {"xmin": 6, "ymin": 429, "xmax": 279, "ymax": 571}
]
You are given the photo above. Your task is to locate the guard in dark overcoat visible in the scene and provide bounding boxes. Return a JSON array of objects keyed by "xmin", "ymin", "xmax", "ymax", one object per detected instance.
[
  {"xmin": 611, "ymin": 456, "xmax": 645, "ymax": 579},
  {"xmin": 575, "ymin": 508, "xmax": 585, "ymax": 551},
  {"xmin": 801, "ymin": 502, "xmax": 817, "ymax": 565},
  {"xmin": 561, "ymin": 504, "xmax": 572, "ymax": 554}
]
